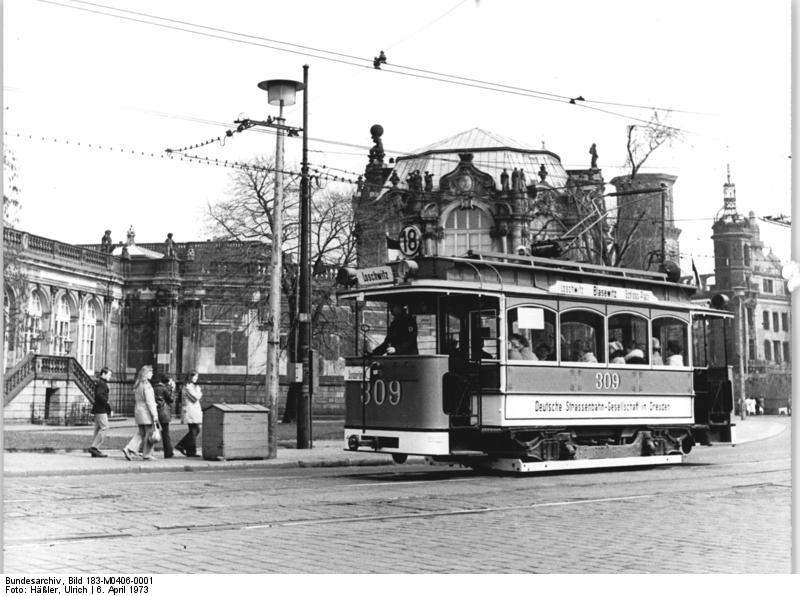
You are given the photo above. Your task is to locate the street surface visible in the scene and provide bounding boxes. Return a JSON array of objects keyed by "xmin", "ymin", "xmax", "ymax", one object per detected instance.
[{"xmin": 3, "ymin": 422, "xmax": 790, "ymax": 573}]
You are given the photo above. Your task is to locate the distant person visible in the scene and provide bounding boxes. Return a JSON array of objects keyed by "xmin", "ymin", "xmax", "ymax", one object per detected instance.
[
  {"xmin": 88, "ymin": 367, "xmax": 112, "ymax": 458},
  {"xmin": 175, "ymin": 371, "xmax": 203, "ymax": 457},
  {"xmin": 666, "ymin": 340, "xmax": 684, "ymax": 367},
  {"xmin": 370, "ymin": 304, "xmax": 418, "ymax": 356},
  {"xmin": 122, "ymin": 365, "xmax": 160, "ymax": 461},
  {"xmin": 153, "ymin": 374, "xmax": 175, "ymax": 459},
  {"xmin": 508, "ymin": 333, "xmax": 536, "ymax": 360}
]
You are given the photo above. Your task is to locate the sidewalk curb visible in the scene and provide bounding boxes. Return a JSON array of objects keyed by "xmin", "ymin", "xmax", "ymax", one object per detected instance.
[{"xmin": 2, "ymin": 455, "xmax": 415, "ymax": 478}]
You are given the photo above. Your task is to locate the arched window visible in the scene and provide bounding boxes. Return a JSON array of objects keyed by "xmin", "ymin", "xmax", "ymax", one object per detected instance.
[
  {"xmin": 560, "ymin": 309, "xmax": 605, "ymax": 363},
  {"xmin": 54, "ymin": 295, "xmax": 71, "ymax": 356},
  {"xmin": 507, "ymin": 305, "xmax": 557, "ymax": 361},
  {"xmin": 24, "ymin": 293, "xmax": 42, "ymax": 353},
  {"xmin": 441, "ymin": 207, "xmax": 493, "ymax": 256},
  {"xmin": 80, "ymin": 302, "xmax": 97, "ymax": 371},
  {"xmin": 743, "ymin": 244, "xmax": 751, "ymax": 267},
  {"xmin": 608, "ymin": 312, "xmax": 649, "ymax": 364},
  {"xmin": 652, "ymin": 316, "xmax": 689, "ymax": 367}
]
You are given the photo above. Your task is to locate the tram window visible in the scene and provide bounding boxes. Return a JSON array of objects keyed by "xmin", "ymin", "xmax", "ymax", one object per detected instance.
[
  {"xmin": 560, "ymin": 310, "xmax": 605, "ymax": 363},
  {"xmin": 608, "ymin": 313, "xmax": 649, "ymax": 364},
  {"xmin": 507, "ymin": 306, "xmax": 556, "ymax": 361},
  {"xmin": 653, "ymin": 316, "xmax": 689, "ymax": 367}
]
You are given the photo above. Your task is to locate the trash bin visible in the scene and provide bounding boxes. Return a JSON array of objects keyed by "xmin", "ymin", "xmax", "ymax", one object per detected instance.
[{"xmin": 202, "ymin": 404, "xmax": 270, "ymax": 460}]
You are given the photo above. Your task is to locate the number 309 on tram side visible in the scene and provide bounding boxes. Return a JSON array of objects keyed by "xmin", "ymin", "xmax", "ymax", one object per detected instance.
[{"xmin": 336, "ymin": 252, "xmax": 736, "ymax": 473}]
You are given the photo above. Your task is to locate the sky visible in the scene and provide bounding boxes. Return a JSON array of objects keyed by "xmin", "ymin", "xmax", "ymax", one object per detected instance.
[{"xmin": 2, "ymin": 0, "xmax": 792, "ymax": 276}]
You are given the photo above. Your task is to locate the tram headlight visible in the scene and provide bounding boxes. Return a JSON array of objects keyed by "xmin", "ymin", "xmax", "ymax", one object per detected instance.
[
  {"xmin": 336, "ymin": 267, "xmax": 358, "ymax": 287},
  {"xmin": 397, "ymin": 259, "xmax": 418, "ymax": 281}
]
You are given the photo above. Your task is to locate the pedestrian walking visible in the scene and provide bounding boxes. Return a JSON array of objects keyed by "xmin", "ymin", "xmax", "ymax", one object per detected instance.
[
  {"xmin": 153, "ymin": 374, "xmax": 174, "ymax": 458},
  {"xmin": 121, "ymin": 365, "xmax": 160, "ymax": 461},
  {"xmin": 175, "ymin": 370, "xmax": 203, "ymax": 457},
  {"xmin": 88, "ymin": 367, "xmax": 112, "ymax": 457}
]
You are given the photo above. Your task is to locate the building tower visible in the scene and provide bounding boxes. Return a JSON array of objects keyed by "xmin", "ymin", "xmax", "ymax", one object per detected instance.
[{"xmin": 610, "ymin": 173, "xmax": 681, "ymax": 273}]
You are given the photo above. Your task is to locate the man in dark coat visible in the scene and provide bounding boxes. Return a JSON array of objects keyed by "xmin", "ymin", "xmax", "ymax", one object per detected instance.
[
  {"xmin": 89, "ymin": 367, "xmax": 112, "ymax": 457},
  {"xmin": 371, "ymin": 304, "xmax": 418, "ymax": 356},
  {"xmin": 152, "ymin": 374, "xmax": 175, "ymax": 458}
]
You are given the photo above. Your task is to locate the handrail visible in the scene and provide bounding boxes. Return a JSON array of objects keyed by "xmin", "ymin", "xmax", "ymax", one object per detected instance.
[
  {"xmin": 3, "ymin": 353, "xmax": 36, "ymax": 406},
  {"xmin": 3, "ymin": 354, "xmax": 96, "ymax": 406}
]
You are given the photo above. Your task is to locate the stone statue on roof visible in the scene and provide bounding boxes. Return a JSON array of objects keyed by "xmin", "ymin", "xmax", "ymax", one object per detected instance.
[
  {"xmin": 424, "ymin": 171, "xmax": 433, "ymax": 192},
  {"xmin": 500, "ymin": 169, "xmax": 509, "ymax": 192},
  {"xmin": 589, "ymin": 143, "xmax": 598, "ymax": 169},
  {"xmin": 100, "ymin": 230, "xmax": 112, "ymax": 253}
]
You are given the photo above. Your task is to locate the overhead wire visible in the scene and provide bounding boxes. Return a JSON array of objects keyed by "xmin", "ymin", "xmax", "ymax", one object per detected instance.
[{"xmin": 37, "ymin": 0, "xmax": 695, "ymax": 132}]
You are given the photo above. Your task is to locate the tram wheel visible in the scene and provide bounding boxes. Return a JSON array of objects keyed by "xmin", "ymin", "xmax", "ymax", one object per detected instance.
[{"xmin": 392, "ymin": 453, "xmax": 408, "ymax": 464}]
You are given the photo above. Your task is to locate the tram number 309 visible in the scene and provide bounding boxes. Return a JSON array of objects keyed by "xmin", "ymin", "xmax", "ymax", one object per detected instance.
[
  {"xmin": 362, "ymin": 379, "xmax": 402, "ymax": 405},
  {"xmin": 595, "ymin": 372, "xmax": 620, "ymax": 390}
]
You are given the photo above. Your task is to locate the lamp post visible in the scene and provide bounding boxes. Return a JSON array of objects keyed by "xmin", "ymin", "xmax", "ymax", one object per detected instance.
[
  {"xmin": 733, "ymin": 286, "xmax": 747, "ymax": 420},
  {"xmin": 257, "ymin": 76, "xmax": 304, "ymax": 458},
  {"xmin": 296, "ymin": 65, "xmax": 311, "ymax": 449}
]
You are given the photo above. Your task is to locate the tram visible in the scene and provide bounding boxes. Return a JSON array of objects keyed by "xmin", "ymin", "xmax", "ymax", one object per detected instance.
[{"xmin": 336, "ymin": 251, "xmax": 735, "ymax": 472}]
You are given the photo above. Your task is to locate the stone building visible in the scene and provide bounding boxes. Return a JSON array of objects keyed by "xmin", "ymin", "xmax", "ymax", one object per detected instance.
[
  {"xmin": 611, "ymin": 173, "xmax": 681, "ymax": 272},
  {"xmin": 2, "ymin": 226, "xmax": 292, "ymax": 423},
  {"xmin": 691, "ymin": 169, "xmax": 791, "ymax": 413},
  {"xmin": 354, "ymin": 126, "xmax": 609, "ymax": 269}
]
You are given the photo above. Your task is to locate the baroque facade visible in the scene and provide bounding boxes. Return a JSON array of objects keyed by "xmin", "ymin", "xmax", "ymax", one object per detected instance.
[
  {"xmin": 3, "ymin": 226, "xmax": 276, "ymax": 422},
  {"xmin": 353, "ymin": 125, "xmax": 680, "ymax": 276}
]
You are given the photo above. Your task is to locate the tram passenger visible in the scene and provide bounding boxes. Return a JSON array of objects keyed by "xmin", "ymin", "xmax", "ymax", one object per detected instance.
[
  {"xmin": 370, "ymin": 303, "xmax": 418, "ymax": 356},
  {"xmin": 609, "ymin": 341, "xmax": 626, "ymax": 364},
  {"xmin": 624, "ymin": 344, "xmax": 647, "ymax": 364},
  {"xmin": 573, "ymin": 339, "xmax": 597, "ymax": 363},
  {"xmin": 666, "ymin": 340, "xmax": 684, "ymax": 366},
  {"xmin": 508, "ymin": 333, "xmax": 536, "ymax": 360},
  {"xmin": 651, "ymin": 338, "xmax": 663, "ymax": 365},
  {"xmin": 533, "ymin": 343, "xmax": 553, "ymax": 361}
]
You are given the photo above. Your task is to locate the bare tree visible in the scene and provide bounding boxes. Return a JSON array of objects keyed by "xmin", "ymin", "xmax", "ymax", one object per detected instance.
[
  {"xmin": 206, "ymin": 158, "xmax": 359, "ymax": 419},
  {"xmin": 625, "ymin": 110, "xmax": 682, "ymax": 178},
  {"xmin": 531, "ymin": 185, "xmax": 646, "ymax": 267}
]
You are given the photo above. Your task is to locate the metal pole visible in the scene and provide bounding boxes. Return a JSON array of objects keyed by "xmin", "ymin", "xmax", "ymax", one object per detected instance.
[
  {"xmin": 738, "ymin": 295, "xmax": 747, "ymax": 421},
  {"xmin": 266, "ymin": 100, "xmax": 286, "ymax": 458},
  {"xmin": 297, "ymin": 64, "xmax": 311, "ymax": 448},
  {"xmin": 660, "ymin": 185, "xmax": 666, "ymax": 266}
]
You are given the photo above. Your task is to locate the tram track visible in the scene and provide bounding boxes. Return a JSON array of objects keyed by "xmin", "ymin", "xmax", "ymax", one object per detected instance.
[{"xmin": 4, "ymin": 466, "xmax": 790, "ymax": 549}]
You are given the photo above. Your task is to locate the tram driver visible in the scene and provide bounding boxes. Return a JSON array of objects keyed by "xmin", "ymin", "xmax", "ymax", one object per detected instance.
[{"xmin": 370, "ymin": 303, "xmax": 418, "ymax": 356}]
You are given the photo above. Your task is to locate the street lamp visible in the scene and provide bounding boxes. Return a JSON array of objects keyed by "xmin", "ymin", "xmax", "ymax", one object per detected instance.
[
  {"xmin": 257, "ymin": 66, "xmax": 312, "ymax": 453},
  {"xmin": 258, "ymin": 76, "xmax": 303, "ymax": 458}
]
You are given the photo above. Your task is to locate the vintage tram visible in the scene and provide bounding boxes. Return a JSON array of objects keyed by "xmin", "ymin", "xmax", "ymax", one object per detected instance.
[{"xmin": 336, "ymin": 252, "xmax": 735, "ymax": 472}]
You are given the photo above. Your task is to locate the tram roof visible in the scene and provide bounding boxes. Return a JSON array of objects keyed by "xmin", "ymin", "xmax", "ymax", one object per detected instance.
[{"xmin": 337, "ymin": 253, "xmax": 731, "ymax": 316}]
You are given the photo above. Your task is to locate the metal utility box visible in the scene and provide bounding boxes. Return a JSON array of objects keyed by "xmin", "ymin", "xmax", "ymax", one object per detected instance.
[{"xmin": 202, "ymin": 404, "xmax": 270, "ymax": 460}]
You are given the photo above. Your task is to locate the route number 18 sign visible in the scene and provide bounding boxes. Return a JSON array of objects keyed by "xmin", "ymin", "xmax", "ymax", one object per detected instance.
[{"xmin": 398, "ymin": 224, "xmax": 422, "ymax": 257}]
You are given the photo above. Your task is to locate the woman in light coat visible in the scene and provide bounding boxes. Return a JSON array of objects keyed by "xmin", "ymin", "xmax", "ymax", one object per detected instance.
[
  {"xmin": 122, "ymin": 365, "xmax": 160, "ymax": 461},
  {"xmin": 175, "ymin": 370, "xmax": 203, "ymax": 457}
]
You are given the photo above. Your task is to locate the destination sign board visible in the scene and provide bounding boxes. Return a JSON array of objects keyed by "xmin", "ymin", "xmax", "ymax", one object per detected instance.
[
  {"xmin": 355, "ymin": 266, "xmax": 394, "ymax": 286},
  {"xmin": 549, "ymin": 281, "xmax": 657, "ymax": 302}
]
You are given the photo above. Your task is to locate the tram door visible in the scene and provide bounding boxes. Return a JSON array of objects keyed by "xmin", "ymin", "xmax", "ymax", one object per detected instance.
[
  {"xmin": 692, "ymin": 314, "xmax": 735, "ymax": 443},
  {"xmin": 439, "ymin": 295, "xmax": 500, "ymax": 428}
]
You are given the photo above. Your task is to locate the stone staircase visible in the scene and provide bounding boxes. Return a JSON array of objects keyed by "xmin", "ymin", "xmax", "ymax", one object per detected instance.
[{"xmin": 4, "ymin": 354, "xmax": 96, "ymax": 407}]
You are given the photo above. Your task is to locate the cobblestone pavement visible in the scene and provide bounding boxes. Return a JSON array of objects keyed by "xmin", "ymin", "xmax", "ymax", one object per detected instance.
[{"xmin": 3, "ymin": 421, "xmax": 791, "ymax": 574}]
